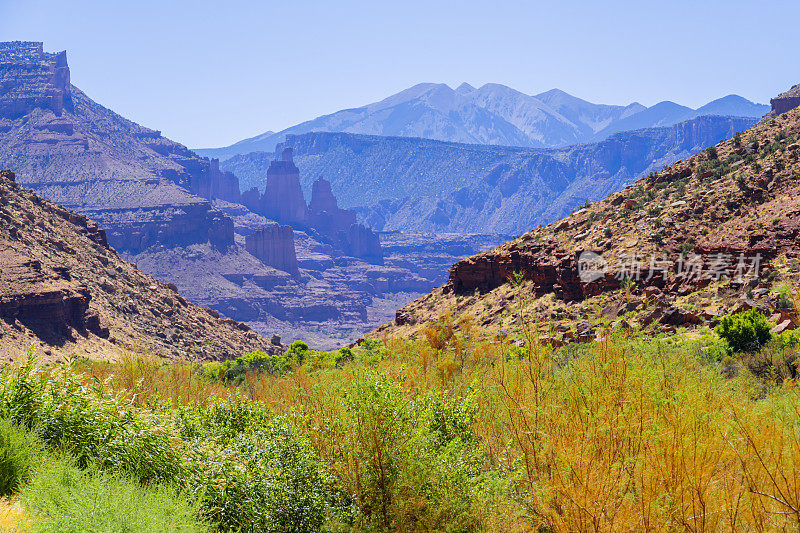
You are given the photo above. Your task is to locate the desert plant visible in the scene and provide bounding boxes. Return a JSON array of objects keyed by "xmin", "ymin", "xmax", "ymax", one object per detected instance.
[
  {"xmin": 189, "ymin": 417, "xmax": 341, "ymax": 532},
  {"xmin": 715, "ymin": 308, "xmax": 772, "ymax": 353}
]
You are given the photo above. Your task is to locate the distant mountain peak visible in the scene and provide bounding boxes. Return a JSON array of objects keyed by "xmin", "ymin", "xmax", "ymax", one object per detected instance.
[{"xmin": 456, "ymin": 82, "xmax": 476, "ymax": 94}]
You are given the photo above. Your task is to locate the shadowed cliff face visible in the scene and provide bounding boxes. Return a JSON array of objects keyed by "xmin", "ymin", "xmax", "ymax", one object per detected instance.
[
  {"xmin": 0, "ymin": 41, "xmax": 240, "ymax": 254},
  {"xmin": 245, "ymin": 223, "xmax": 299, "ymax": 275},
  {"xmin": 223, "ymin": 115, "xmax": 758, "ymax": 234}
]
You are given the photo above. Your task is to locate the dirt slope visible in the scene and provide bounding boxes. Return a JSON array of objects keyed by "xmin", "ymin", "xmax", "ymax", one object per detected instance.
[{"xmin": 0, "ymin": 170, "xmax": 278, "ymax": 362}]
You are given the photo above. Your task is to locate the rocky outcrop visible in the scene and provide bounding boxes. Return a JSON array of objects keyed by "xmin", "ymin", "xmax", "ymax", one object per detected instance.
[
  {"xmin": 344, "ymin": 223, "xmax": 384, "ymax": 265},
  {"xmin": 307, "ymin": 177, "xmax": 357, "ymax": 231},
  {"xmin": 0, "ymin": 248, "xmax": 106, "ymax": 339},
  {"xmin": 101, "ymin": 203, "xmax": 234, "ymax": 253},
  {"xmin": 244, "ymin": 223, "xmax": 299, "ymax": 275},
  {"xmin": 771, "ymin": 84, "xmax": 800, "ymax": 116},
  {"xmin": 241, "ymin": 154, "xmax": 385, "ymax": 264},
  {"xmin": 0, "ymin": 42, "xmax": 72, "ymax": 118},
  {"xmin": 309, "ymin": 177, "xmax": 339, "ymax": 213}
]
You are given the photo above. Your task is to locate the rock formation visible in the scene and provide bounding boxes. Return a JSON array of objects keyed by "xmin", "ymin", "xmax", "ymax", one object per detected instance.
[
  {"xmin": 771, "ymin": 84, "xmax": 800, "ymax": 116},
  {"xmin": 309, "ymin": 177, "xmax": 340, "ymax": 213},
  {"xmin": 241, "ymin": 152, "xmax": 384, "ymax": 264},
  {"xmin": 261, "ymin": 147, "xmax": 307, "ymax": 224},
  {"xmin": 244, "ymin": 224, "xmax": 299, "ymax": 275},
  {"xmin": 344, "ymin": 223, "xmax": 384, "ymax": 264},
  {"xmin": 0, "ymin": 41, "xmax": 72, "ymax": 118},
  {"xmin": 307, "ymin": 177, "xmax": 356, "ymax": 232}
]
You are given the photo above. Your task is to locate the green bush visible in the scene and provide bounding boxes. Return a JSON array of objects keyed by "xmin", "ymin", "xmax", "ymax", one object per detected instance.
[
  {"xmin": 0, "ymin": 417, "xmax": 41, "ymax": 495},
  {"xmin": 341, "ymin": 373, "xmax": 485, "ymax": 530},
  {"xmin": 285, "ymin": 341, "xmax": 310, "ymax": 366},
  {"xmin": 715, "ymin": 309, "xmax": 772, "ymax": 353},
  {"xmin": 188, "ymin": 417, "xmax": 343, "ymax": 532},
  {"xmin": 215, "ymin": 342, "xmax": 314, "ymax": 384},
  {"xmin": 0, "ymin": 358, "xmax": 182, "ymax": 484},
  {"xmin": 22, "ymin": 456, "xmax": 207, "ymax": 532},
  {"xmin": 333, "ymin": 347, "xmax": 355, "ymax": 368}
]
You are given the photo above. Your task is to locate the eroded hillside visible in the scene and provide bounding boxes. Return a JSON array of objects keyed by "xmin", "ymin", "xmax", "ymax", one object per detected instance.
[{"xmin": 0, "ymin": 170, "xmax": 276, "ymax": 362}]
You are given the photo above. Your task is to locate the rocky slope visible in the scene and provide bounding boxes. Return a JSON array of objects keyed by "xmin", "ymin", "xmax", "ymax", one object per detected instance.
[
  {"xmin": 198, "ymin": 82, "xmax": 767, "ymax": 160},
  {"xmin": 0, "ymin": 170, "xmax": 277, "ymax": 362},
  {"xmin": 373, "ymin": 90, "xmax": 800, "ymax": 344},
  {"xmin": 224, "ymin": 115, "xmax": 757, "ymax": 234}
]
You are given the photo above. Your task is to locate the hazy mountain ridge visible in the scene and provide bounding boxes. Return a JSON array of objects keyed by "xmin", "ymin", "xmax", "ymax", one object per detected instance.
[
  {"xmin": 222, "ymin": 115, "xmax": 758, "ymax": 234},
  {"xmin": 197, "ymin": 83, "xmax": 768, "ymax": 160}
]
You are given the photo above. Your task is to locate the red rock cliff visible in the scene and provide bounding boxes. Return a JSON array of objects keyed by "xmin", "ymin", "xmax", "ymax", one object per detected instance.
[{"xmin": 261, "ymin": 148, "xmax": 307, "ymax": 224}]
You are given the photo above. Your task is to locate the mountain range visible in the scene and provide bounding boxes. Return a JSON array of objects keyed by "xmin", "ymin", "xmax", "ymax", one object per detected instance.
[
  {"xmin": 221, "ymin": 114, "xmax": 758, "ymax": 234},
  {"xmin": 197, "ymin": 83, "xmax": 768, "ymax": 160}
]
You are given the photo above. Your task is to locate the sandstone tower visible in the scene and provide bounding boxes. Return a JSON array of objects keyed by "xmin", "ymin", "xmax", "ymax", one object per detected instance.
[{"xmin": 262, "ymin": 147, "xmax": 307, "ymax": 224}]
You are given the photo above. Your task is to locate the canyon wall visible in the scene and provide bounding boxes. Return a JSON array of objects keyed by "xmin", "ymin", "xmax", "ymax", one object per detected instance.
[{"xmin": 0, "ymin": 41, "xmax": 237, "ymax": 254}]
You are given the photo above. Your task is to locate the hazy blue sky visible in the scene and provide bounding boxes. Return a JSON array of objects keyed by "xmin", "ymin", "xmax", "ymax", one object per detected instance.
[{"xmin": 2, "ymin": 0, "xmax": 798, "ymax": 148}]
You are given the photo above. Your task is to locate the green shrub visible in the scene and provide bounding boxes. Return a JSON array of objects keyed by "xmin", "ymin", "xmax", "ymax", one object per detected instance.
[
  {"xmin": 188, "ymin": 417, "xmax": 343, "ymax": 532},
  {"xmin": 340, "ymin": 373, "xmax": 485, "ymax": 530},
  {"xmin": 285, "ymin": 341, "xmax": 310, "ymax": 366},
  {"xmin": 224, "ymin": 350, "xmax": 287, "ymax": 383},
  {"xmin": 715, "ymin": 309, "xmax": 772, "ymax": 353},
  {"xmin": 0, "ymin": 358, "xmax": 182, "ymax": 485},
  {"xmin": 22, "ymin": 456, "xmax": 207, "ymax": 532},
  {"xmin": 175, "ymin": 400, "xmax": 273, "ymax": 444},
  {"xmin": 0, "ymin": 417, "xmax": 41, "ymax": 495},
  {"xmin": 334, "ymin": 347, "xmax": 355, "ymax": 368}
]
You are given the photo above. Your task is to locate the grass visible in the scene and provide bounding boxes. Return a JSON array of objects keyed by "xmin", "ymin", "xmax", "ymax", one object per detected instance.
[
  {"xmin": 0, "ymin": 418, "xmax": 40, "ymax": 496},
  {"xmin": 1, "ymin": 320, "xmax": 799, "ymax": 531},
  {"xmin": 21, "ymin": 456, "xmax": 208, "ymax": 532}
]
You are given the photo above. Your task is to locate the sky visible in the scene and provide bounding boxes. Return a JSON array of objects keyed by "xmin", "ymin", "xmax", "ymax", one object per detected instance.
[{"xmin": 2, "ymin": 0, "xmax": 798, "ymax": 148}]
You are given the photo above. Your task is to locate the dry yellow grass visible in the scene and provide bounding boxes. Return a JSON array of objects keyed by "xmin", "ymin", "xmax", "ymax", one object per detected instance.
[{"xmin": 0, "ymin": 498, "xmax": 27, "ymax": 532}]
